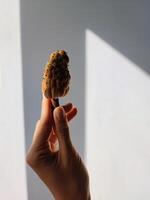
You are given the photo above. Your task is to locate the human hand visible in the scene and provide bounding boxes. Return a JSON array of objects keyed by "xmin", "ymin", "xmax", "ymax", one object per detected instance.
[{"xmin": 26, "ymin": 96, "xmax": 91, "ymax": 200}]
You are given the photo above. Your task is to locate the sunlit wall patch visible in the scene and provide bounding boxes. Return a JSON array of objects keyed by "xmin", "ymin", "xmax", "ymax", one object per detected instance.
[
  {"xmin": 0, "ymin": 0, "xmax": 27, "ymax": 199},
  {"xmin": 85, "ymin": 29, "xmax": 150, "ymax": 200}
]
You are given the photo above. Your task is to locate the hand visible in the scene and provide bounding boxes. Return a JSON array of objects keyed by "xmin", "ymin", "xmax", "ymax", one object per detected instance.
[{"xmin": 26, "ymin": 96, "xmax": 91, "ymax": 200}]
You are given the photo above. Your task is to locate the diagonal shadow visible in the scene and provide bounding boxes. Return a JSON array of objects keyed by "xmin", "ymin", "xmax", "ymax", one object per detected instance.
[{"xmin": 20, "ymin": 0, "xmax": 150, "ymax": 200}]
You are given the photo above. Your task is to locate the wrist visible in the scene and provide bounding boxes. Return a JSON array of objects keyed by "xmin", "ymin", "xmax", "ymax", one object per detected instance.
[{"xmin": 55, "ymin": 192, "xmax": 91, "ymax": 200}]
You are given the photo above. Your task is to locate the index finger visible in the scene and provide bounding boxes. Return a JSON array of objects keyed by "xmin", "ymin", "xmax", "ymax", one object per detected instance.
[{"xmin": 40, "ymin": 94, "xmax": 52, "ymax": 123}]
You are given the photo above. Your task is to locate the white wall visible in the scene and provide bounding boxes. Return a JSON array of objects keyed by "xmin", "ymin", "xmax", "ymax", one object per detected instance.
[{"xmin": 0, "ymin": 0, "xmax": 27, "ymax": 199}]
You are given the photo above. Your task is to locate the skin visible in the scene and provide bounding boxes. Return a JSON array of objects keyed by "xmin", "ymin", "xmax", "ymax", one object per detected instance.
[{"xmin": 26, "ymin": 95, "xmax": 91, "ymax": 200}]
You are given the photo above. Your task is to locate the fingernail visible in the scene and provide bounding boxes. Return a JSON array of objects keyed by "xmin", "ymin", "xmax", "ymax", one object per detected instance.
[{"xmin": 55, "ymin": 107, "xmax": 65, "ymax": 120}]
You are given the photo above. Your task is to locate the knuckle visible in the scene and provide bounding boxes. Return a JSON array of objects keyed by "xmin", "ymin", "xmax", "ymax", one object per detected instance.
[
  {"xmin": 26, "ymin": 150, "xmax": 38, "ymax": 168},
  {"xmin": 26, "ymin": 152, "xmax": 32, "ymax": 166},
  {"xmin": 58, "ymin": 123, "xmax": 69, "ymax": 134}
]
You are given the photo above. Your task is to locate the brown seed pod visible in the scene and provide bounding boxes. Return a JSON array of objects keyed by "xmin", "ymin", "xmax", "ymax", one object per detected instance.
[{"xmin": 42, "ymin": 50, "xmax": 71, "ymax": 99}]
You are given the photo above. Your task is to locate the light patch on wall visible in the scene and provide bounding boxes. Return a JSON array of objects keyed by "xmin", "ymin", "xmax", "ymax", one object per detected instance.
[
  {"xmin": 0, "ymin": 0, "xmax": 27, "ymax": 199},
  {"xmin": 85, "ymin": 29, "xmax": 150, "ymax": 200}
]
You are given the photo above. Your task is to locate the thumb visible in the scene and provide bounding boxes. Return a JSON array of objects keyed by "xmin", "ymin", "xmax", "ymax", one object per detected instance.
[{"xmin": 53, "ymin": 106, "xmax": 72, "ymax": 158}]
